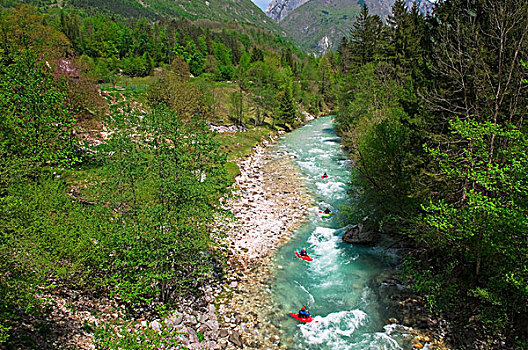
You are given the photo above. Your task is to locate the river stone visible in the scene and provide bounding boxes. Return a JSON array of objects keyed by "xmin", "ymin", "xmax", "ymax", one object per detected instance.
[
  {"xmin": 229, "ymin": 331, "xmax": 243, "ymax": 347},
  {"xmin": 199, "ymin": 313, "xmax": 209, "ymax": 323},
  {"xmin": 342, "ymin": 223, "xmax": 378, "ymax": 245},
  {"xmin": 187, "ymin": 328, "xmax": 199, "ymax": 343},
  {"xmin": 206, "ymin": 329, "xmax": 218, "ymax": 340},
  {"xmin": 202, "ymin": 340, "xmax": 222, "ymax": 349},
  {"xmin": 185, "ymin": 314, "xmax": 198, "ymax": 325},
  {"xmin": 150, "ymin": 320, "xmax": 161, "ymax": 332},
  {"xmin": 206, "ymin": 320, "xmax": 219, "ymax": 332},
  {"xmin": 219, "ymin": 328, "xmax": 229, "ymax": 338},
  {"xmin": 166, "ymin": 314, "xmax": 183, "ymax": 329}
]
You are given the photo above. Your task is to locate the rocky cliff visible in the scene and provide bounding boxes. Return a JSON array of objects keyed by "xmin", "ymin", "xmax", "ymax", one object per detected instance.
[{"xmin": 265, "ymin": 0, "xmax": 311, "ymax": 22}]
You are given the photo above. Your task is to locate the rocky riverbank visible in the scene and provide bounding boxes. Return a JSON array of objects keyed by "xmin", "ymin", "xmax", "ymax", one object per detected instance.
[
  {"xmin": 214, "ymin": 138, "xmax": 313, "ymax": 349},
  {"xmin": 171, "ymin": 136, "xmax": 313, "ymax": 349}
]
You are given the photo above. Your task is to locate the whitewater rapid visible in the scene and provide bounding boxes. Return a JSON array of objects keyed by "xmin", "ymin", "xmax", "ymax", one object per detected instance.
[{"xmin": 268, "ymin": 116, "xmax": 414, "ymax": 349}]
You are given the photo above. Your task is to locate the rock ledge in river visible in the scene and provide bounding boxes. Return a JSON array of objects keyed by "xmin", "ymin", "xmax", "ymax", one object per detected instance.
[{"xmin": 342, "ymin": 223, "xmax": 379, "ymax": 245}]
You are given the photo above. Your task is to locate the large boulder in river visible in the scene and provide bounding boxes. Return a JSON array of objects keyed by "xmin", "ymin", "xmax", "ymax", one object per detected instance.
[{"xmin": 342, "ymin": 223, "xmax": 379, "ymax": 245}]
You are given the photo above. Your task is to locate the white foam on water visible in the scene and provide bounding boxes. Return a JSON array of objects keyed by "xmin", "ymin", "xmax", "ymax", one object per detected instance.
[
  {"xmin": 307, "ymin": 227, "xmax": 341, "ymax": 276},
  {"xmin": 360, "ymin": 285, "xmax": 372, "ymax": 307},
  {"xmin": 308, "ymin": 148, "xmax": 326, "ymax": 155},
  {"xmin": 297, "ymin": 310, "xmax": 368, "ymax": 349},
  {"xmin": 308, "ymin": 206, "xmax": 322, "ymax": 216},
  {"xmin": 308, "ymin": 226, "xmax": 337, "ymax": 247},
  {"xmin": 297, "ymin": 161, "xmax": 320, "ymax": 174},
  {"xmin": 315, "ymin": 181, "xmax": 346, "ymax": 198},
  {"xmin": 296, "ymin": 315, "xmax": 410, "ymax": 350},
  {"xmin": 295, "ymin": 280, "xmax": 316, "ymax": 304},
  {"xmin": 352, "ymin": 323, "xmax": 412, "ymax": 350},
  {"xmin": 317, "ymin": 153, "xmax": 332, "ymax": 160},
  {"xmin": 317, "ymin": 280, "xmax": 344, "ymax": 288}
]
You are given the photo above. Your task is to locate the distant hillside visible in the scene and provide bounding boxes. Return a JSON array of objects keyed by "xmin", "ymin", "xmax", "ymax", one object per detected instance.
[
  {"xmin": 267, "ymin": 0, "xmax": 436, "ymax": 54},
  {"xmin": 279, "ymin": 0, "xmax": 361, "ymax": 54},
  {"xmin": 8, "ymin": 0, "xmax": 288, "ymax": 37}
]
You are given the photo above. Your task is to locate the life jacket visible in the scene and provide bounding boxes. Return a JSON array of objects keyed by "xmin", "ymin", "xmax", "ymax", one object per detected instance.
[{"xmin": 299, "ymin": 309, "xmax": 309, "ymax": 317}]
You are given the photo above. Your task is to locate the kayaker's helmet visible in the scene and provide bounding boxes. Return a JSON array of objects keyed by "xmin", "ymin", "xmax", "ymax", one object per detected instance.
[
  {"xmin": 303, "ymin": 247, "xmax": 306, "ymax": 251},
  {"xmin": 301, "ymin": 306, "xmax": 306, "ymax": 310}
]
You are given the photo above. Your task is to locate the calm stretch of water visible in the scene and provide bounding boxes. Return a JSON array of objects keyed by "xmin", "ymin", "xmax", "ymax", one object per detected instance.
[{"xmin": 269, "ymin": 116, "xmax": 411, "ymax": 349}]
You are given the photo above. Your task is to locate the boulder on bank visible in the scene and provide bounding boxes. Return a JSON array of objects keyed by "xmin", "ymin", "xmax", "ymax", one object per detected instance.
[{"xmin": 342, "ymin": 223, "xmax": 379, "ymax": 245}]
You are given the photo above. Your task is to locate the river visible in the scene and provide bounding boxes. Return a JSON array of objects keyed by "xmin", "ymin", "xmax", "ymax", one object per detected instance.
[{"xmin": 266, "ymin": 116, "xmax": 414, "ymax": 349}]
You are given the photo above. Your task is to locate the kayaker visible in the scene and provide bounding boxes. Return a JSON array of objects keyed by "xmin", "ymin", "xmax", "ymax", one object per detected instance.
[
  {"xmin": 299, "ymin": 248, "xmax": 308, "ymax": 257},
  {"xmin": 324, "ymin": 208, "xmax": 331, "ymax": 214},
  {"xmin": 298, "ymin": 306, "xmax": 311, "ymax": 319},
  {"xmin": 322, "ymin": 172, "xmax": 328, "ymax": 179}
]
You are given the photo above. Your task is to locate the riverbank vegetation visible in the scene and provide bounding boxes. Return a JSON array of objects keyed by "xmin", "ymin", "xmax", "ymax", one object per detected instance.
[
  {"xmin": 0, "ymin": 4, "xmax": 339, "ymax": 348},
  {"xmin": 2, "ymin": 0, "xmax": 527, "ymax": 347},
  {"xmin": 336, "ymin": 0, "xmax": 528, "ymax": 347}
]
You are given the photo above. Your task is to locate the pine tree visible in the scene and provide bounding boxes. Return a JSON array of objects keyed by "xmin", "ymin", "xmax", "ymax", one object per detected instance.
[
  {"xmin": 347, "ymin": 4, "xmax": 384, "ymax": 67},
  {"xmin": 277, "ymin": 80, "xmax": 297, "ymax": 127}
]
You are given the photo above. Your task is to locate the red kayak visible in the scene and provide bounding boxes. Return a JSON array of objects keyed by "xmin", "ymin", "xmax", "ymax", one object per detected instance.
[
  {"xmin": 321, "ymin": 175, "xmax": 329, "ymax": 179},
  {"xmin": 295, "ymin": 251, "xmax": 313, "ymax": 261},
  {"xmin": 289, "ymin": 312, "xmax": 317, "ymax": 323}
]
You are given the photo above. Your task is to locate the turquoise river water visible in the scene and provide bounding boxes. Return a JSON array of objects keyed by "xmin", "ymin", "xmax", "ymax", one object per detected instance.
[{"xmin": 268, "ymin": 116, "xmax": 413, "ymax": 349}]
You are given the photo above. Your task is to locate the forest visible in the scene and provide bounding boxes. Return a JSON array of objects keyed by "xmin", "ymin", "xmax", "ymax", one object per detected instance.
[
  {"xmin": 1, "ymin": 0, "xmax": 527, "ymax": 348},
  {"xmin": 336, "ymin": 0, "xmax": 528, "ymax": 346}
]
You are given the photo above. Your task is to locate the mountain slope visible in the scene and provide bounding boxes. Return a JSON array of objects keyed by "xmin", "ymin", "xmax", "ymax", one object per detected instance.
[
  {"xmin": 268, "ymin": 0, "xmax": 436, "ymax": 54},
  {"xmin": 15, "ymin": 0, "xmax": 288, "ymax": 37},
  {"xmin": 279, "ymin": 0, "xmax": 361, "ymax": 54}
]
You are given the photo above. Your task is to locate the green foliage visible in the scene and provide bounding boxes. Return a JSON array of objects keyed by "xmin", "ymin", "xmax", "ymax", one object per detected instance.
[
  {"xmin": 277, "ymin": 80, "xmax": 297, "ymax": 127},
  {"xmin": 0, "ymin": 323, "xmax": 10, "ymax": 344},
  {"xmin": 336, "ymin": 60, "xmax": 425, "ymax": 230},
  {"xmin": 215, "ymin": 128, "xmax": 272, "ymax": 161},
  {"xmin": 102, "ymin": 106, "xmax": 230, "ymax": 303},
  {"xmin": 17, "ymin": 0, "xmax": 286, "ymax": 38},
  {"xmin": 229, "ymin": 88, "xmax": 245, "ymax": 126},
  {"xmin": 403, "ymin": 257, "xmax": 461, "ymax": 312},
  {"xmin": 0, "ymin": 54, "xmax": 79, "ymax": 181},
  {"xmin": 94, "ymin": 320, "xmax": 184, "ymax": 350},
  {"xmin": 345, "ymin": 4, "xmax": 385, "ymax": 68},
  {"xmin": 421, "ymin": 120, "xmax": 528, "ymax": 324},
  {"xmin": 0, "ymin": 47, "xmax": 108, "ymax": 344},
  {"xmin": 49, "ymin": 6, "xmax": 301, "ymax": 81},
  {"xmin": 224, "ymin": 162, "xmax": 241, "ymax": 184},
  {"xmin": 197, "ymin": 331, "xmax": 205, "ymax": 342},
  {"xmin": 0, "ymin": 3, "xmax": 337, "ymax": 348},
  {"xmin": 337, "ymin": 0, "xmax": 528, "ymax": 344}
]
